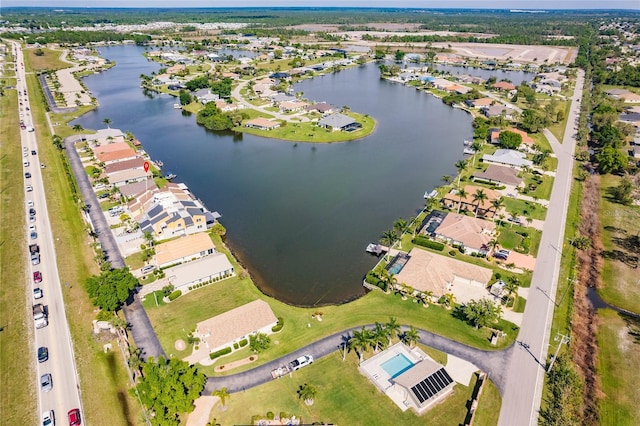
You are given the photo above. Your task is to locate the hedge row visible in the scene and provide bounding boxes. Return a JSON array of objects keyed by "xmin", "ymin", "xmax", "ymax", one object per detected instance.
[
  {"xmin": 168, "ymin": 290, "xmax": 182, "ymax": 301},
  {"xmin": 209, "ymin": 346, "xmax": 232, "ymax": 360},
  {"xmin": 238, "ymin": 338, "xmax": 248, "ymax": 347},
  {"xmin": 271, "ymin": 317, "xmax": 284, "ymax": 332},
  {"xmin": 412, "ymin": 236, "xmax": 445, "ymax": 251},
  {"xmin": 187, "ymin": 272, "xmax": 233, "ymax": 291}
]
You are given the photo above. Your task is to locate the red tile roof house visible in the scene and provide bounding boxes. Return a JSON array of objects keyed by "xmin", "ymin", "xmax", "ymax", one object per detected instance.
[
  {"xmin": 492, "ymin": 81, "xmax": 516, "ymax": 91},
  {"xmin": 96, "ymin": 148, "xmax": 138, "ymax": 165},
  {"xmin": 490, "ymin": 128, "xmax": 535, "ymax": 147}
]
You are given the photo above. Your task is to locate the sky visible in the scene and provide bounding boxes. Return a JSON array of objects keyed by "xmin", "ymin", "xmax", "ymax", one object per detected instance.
[{"xmin": 3, "ymin": 1, "xmax": 639, "ymax": 10}]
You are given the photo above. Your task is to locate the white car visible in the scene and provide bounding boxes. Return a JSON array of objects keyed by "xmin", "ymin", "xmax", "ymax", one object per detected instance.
[
  {"xmin": 29, "ymin": 224, "xmax": 37, "ymax": 233},
  {"xmin": 27, "ymin": 200, "xmax": 34, "ymax": 208},
  {"xmin": 26, "ymin": 185, "xmax": 33, "ymax": 192},
  {"xmin": 289, "ymin": 355, "xmax": 314, "ymax": 371},
  {"xmin": 42, "ymin": 410, "xmax": 54, "ymax": 426},
  {"xmin": 34, "ymin": 288, "xmax": 43, "ymax": 300}
]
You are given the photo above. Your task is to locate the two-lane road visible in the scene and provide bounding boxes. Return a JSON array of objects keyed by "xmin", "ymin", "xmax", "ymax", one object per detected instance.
[{"xmin": 12, "ymin": 41, "xmax": 83, "ymax": 425}]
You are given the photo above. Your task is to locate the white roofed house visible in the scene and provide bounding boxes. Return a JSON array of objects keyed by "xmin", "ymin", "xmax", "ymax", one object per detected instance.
[
  {"xmin": 482, "ymin": 149, "xmax": 533, "ymax": 169},
  {"xmin": 194, "ymin": 300, "xmax": 279, "ymax": 355},
  {"xmin": 107, "ymin": 168, "xmax": 150, "ymax": 187},
  {"xmin": 165, "ymin": 253, "xmax": 234, "ymax": 291},
  {"xmin": 317, "ymin": 113, "xmax": 362, "ymax": 132}
]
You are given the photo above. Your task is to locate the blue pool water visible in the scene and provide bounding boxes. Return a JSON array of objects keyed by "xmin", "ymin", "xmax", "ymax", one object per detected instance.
[
  {"xmin": 381, "ymin": 354, "xmax": 415, "ymax": 378},
  {"xmin": 387, "ymin": 254, "xmax": 410, "ymax": 275}
]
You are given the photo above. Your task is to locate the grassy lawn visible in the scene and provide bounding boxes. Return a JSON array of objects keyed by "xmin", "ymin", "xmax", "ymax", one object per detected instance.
[
  {"xmin": 0, "ymin": 88, "xmax": 35, "ymax": 426},
  {"xmin": 497, "ymin": 228, "xmax": 523, "ymax": 250},
  {"xmin": 143, "ymin": 236, "xmax": 518, "ymax": 375},
  {"xmin": 530, "ymin": 131, "xmax": 553, "ymax": 154},
  {"xmin": 503, "ymin": 197, "xmax": 548, "ymax": 221},
  {"xmin": 547, "ymin": 100, "xmax": 571, "ymax": 142},
  {"xmin": 23, "ymin": 47, "xmax": 71, "ymax": 72},
  {"xmin": 496, "ymin": 223, "xmax": 541, "ymax": 256},
  {"xmin": 597, "ymin": 309, "xmax": 640, "ymax": 425},
  {"xmin": 124, "ymin": 252, "xmax": 144, "ymax": 270},
  {"xmin": 598, "ymin": 174, "xmax": 640, "ymax": 313},
  {"xmin": 204, "ymin": 349, "xmax": 500, "ymax": 426},
  {"xmin": 521, "ymin": 173, "xmax": 554, "ymax": 200},
  {"xmin": 50, "ymin": 105, "xmax": 97, "ymax": 138},
  {"xmin": 238, "ymin": 113, "xmax": 376, "ymax": 143},
  {"xmin": 24, "ymin": 71, "xmax": 140, "ymax": 425}
]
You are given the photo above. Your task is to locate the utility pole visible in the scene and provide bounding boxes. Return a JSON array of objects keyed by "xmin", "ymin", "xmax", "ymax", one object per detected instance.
[{"xmin": 547, "ymin": 332, "xmax": 570, "ymax": 373}]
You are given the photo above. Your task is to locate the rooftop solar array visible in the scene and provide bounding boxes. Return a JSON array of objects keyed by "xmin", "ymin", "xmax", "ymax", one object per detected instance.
[{"xmin": 410, "ymin": 368, "xmax": 454, "ymax": 404}]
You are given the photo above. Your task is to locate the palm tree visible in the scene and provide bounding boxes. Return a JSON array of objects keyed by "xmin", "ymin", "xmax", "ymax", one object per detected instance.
[
  {"xmin": 297, "ymin": 383, "xmax": 317, "ymax": 406},
  {"xmin": 393, "ymin": 217, "xmax": 408, "ymax": 238},
  {"xmin": 212, "ymin": 387, "xmax": 230, "ymax": 410},
  {"xmin": 441, "ymin": 175, "xmax": 451, "ymax": 186},
  {"xmin": 456, "ymin": 187, "xmax": 468, "ymax": 214},
  {"xmin": 378, "ymin": 269, "xmax": 397, "ymax": 294},
  {"xmin": 52, "ymin": 134, "xmax": 63, "ymax": 150},
  {"xmin": 441, "ymin": 293, "xmax": 456, "ymax": 310},
  {"xmin": 473, "ymin": 189, "xmax": 488, "ymax": 217},
  {"xmin": 505, "ymin": 276, "xmax": 521, "ymax": 306},
  {"xmin": 419, "ymin": 290, "xmax": 434, "ymax": 307},
  {"xmin": 487, "ymin": 239, "xmax": 500, "ymax": 255},
  {"xmin": 471, "ymin": 141, "xmax": 483, "ymax": 166},
  {"xmin": 491, "ymin": 197, "xmax": 505, "ymax": 216},
  {"xmin": 72, "ymin": 124, "xmax": 84, "ymax": 134},
  {"xmin": 349, "ymin": 326, "xmax": 373, "ymax": 363},
  {"xmin": 385, "ymin": 317, "xmax": 401, "ymax": 343},
  {"xmin": 103, "ymin": 117, "xmax": 112, "ymax": 128},
  {"xmin": 127, "ymin": 347, "xmax": 144, "ymax": 381},
  {"xmin": 380, "ymin": 229, "xmax": 398, "ymax": 260},
  {"xmin": 372, "ymin": 322, "xmax": 389, "ymax": 352},
  {"xmin": 454, "ymin": 159, "xmax": 468, "ymax": 186},
  {"xmin": 401, "ymin": 325, "xmax": 420, "ymax": 348}
]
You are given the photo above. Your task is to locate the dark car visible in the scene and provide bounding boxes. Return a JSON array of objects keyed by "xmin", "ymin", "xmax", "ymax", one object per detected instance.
[
  {"xmin": 33, "ymin": 271, "xmax": 42, "ymax": 283},
  {"xmin": 38, "ymin": 346, "xmax": 48, "ymax": 363},
  {"xmin": 25, "ymin": 172, "xmax": 32, "ymax": 178},
  {"xmin": 31, "ymin": 150, "xmax": 36, "ymax": 155},
  {"xmin": 68, "ymin": 408, "xmax": 81, "ymax": 426},
  {"xmin": 29, "ymin": 207, "xmax": 36, "ymax": 216}
]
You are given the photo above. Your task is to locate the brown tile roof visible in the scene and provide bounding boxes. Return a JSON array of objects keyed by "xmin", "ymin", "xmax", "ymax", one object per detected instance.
[
  {"xmin": 434, "ymin": 214, "xmax": 495, "ymax": 251},
  {"xmin": 471, "ymin": 98, "xmax": 494, "ymax": 107},
  {"xmin": 473, "ymin": 165, "xmax": 523, "ymax": 187},
  {"xmin": 245, "ymin": 118, "xmax": 280, "ymax": 129},
  {"xmin": 394, "ymin": 248, "xmax": 493, "ymax": 297},
  {"xmin": 104, "ymin": 157, "xmax": 146, "ymax": 175},
  {"xmin": 155, "ymin": 233, "xmax": 216, "ymax": 267},
  {"xmin": 492, "ymin": 81, "xmax": 516, "ymax": 91},
  {"xmin": 196, "ymin": 300, "xmax": 278, "ymax": 351}
]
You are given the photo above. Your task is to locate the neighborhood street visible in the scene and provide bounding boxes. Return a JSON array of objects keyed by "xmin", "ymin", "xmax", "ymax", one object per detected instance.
[{"xmin": 498, "ymin": 69, "xmax": 584, "ymax": 426}]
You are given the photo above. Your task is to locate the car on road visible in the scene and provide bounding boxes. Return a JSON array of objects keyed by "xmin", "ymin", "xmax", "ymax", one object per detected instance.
[
  {"xmin": 289, "ymin": 354, "xmax": 314, "ymax": 371},
  {"xmin": 507, "ymin": 216, "xmax": 522, "ymax": 225},
  {"xmin": 67, "ymin": 408, "xmax": 81, "ymax": 426},
  {"xmin": 40, "ymin": 373, "xmax": 53, "ymax": 392},
  {"xmin": 29, "ymin": 215, "xmax": 36, "ymax": 223},
  {"xmin": 29, "ymin": 207, "xmax": 36, "ymax": 216},
  {"xmin": 30, "ymin": 231, "xmax": 38, "ymax": 240},
  {"xmin": 38, "ymin": 346, "xmax": 49, "ymax": 363},
  {"xmin": 27, "ymin": 200, "xmax": 34, "ymax": 208},
  {"xmin": 23, "ymin": 151, "xmax": 29, "ymax": 158},
  {"xmin": 34, "ymin": 271, "xmax": 42, "ymax": 283},
  {"xmin": 41, "ymin": 163, "xmax": 46, "ymax": 169},
  {"xmin": 25, "ymin": 172, "xmax": 31, "ymax": 178},
  {"xmin": 29, "ymin": 224, "xmax": 37, "ymax": 233},
  {"xmin": 42, "ymin": 410, "xmax": 54, "ymax": 426},
  {"xmin": 26, "ymin": 185, "xmax": 33, "ymax": 192},
  {"xmin": 34, "ymin": 287, "xmax": 43, "ymax": 299},
  {"xmin": 23, "ymin": 161, "xmax": 30, "ymax": 167},
  {"xmin": 32, "ymin": 150, "xmax": 37, "ymax": 155}
]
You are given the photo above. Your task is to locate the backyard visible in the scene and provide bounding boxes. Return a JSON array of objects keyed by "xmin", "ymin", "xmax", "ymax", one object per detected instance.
[
  {"xmin": 503, "ymin": 197, "xmax": 548, "ymax": 221},
  {"xmin": 203, "ymin": 349, "xmax": 501, "ymax": 426}
]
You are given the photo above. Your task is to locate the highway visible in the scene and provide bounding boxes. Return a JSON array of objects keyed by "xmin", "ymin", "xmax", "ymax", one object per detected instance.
[
  {"xmin": 12, "ymin": 42, "xmax": 84, "ymax": 425},
  {"xmin": 498, "ymin": 69, "xmax": 585, "ymax": 425}
]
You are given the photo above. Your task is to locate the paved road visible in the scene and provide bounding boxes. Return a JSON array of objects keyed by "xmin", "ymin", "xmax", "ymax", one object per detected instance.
[
  {"xmin": 12, "ymin": 41, "xmax": 84, "ymax": 425},
  {"xmin": 205, "ymin": 325, "xmax": 513, "ymax": 394},
  {"xmin": 498, "ymin": 69, "xmax": 584, "ymax": 426},
  {"xmin": 63, "ymin": 135, "xmax": 165, "ymax": 360}
]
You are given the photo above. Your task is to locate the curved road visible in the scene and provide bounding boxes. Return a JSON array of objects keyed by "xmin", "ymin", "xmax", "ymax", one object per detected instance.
[
  {"xmin": 205, "ymin": 324, "xmax": 514, "ymax": 394},
  {"xmin": 63, "ymin": 135, "xmax": 165, "ymax": 360}
]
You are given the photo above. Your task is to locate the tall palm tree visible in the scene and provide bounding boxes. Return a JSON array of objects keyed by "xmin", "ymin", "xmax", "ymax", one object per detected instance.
[
  {"xmin": 491, "ymin": 197, "xmax": 505, "ymax": 216},
  {"xmin": 349, "ymin": 326, "xmax": 373, "ymax": 363},
  {"xmin": 471, "ymin": 141, "xmax": 483, "ymax": 166},
  {"xmin": 504, "ymin": 279, "xmax": 520, "ymax": 307},
  {"xmin": 401, "ymin": 325, "xmax": 420, "ymax": 348},
  {"xmin": 52, "ymin": 134, "xmax": 63, "ymax": 150},
  {"xmin": 487, "ymin": 239, "xmax": 500, "ymax": 255},
  {"xmin": 419, "ymin": 290, "xmax": 434, "ymax": 307},
  {"xmin": 297, "ymin": 383, "xmax": 317, "ymax": 406},
  {"xmin": 213, "ymin": 387, "xmax": 230, "ymax": 409},
  {"xmin": 372, "ymin": 322, "xmax": 389, "ymax": 352},
  {"xmin": 380, "ymin": 229, "xmax": 398, "ymax": 260},
  {"xmin": 441, "ymin": 175, "xmax": 451, "ymax": 186},
  {"xmin": 103, "ymin": 117, "xmax": 112, "ymax": 128},
  {"xmin": 456, "ymin": 187, "xmax": 468, "ymax": 214},
  {"xmin": 385, "ymin": 317, "xmax": 401, "ymax": 344},
  {"xmin": 441, "ymin": 293, "xmax": 456, "ymax": 310},
  {"xmin": 378, "ymin": 269, "xmax": 397, "ymax": 294},
  {"xmin": 454, "ymin": 159, "xmax": 468, "ymax": 186},
  {"xmin": 393, "ymin": 217, "xmax": 408, "ymax": 238},
  {"xmin": 473, "ymin": 189, "xmax": 488, "ymax": 217},
  {"xmin": 72, "ymin": 124, "xmax": 84, "ymax": 134}
]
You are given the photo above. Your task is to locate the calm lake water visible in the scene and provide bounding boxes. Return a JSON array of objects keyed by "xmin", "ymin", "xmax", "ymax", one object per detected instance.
[{"xmin": 74, "ymin": 45, "xmax": 474, "ymax": 306}]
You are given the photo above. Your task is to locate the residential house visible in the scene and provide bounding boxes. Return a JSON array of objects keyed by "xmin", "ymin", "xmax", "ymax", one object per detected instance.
[
  {"xmin": 107, "ymin": 168, "xmax": 150, "ymax": 187},
  {"xmin": 119, "ymin": 180, "xmax": 158, "ymax": 199},
  {"xmin": 619, "ymin": 112, "xmax": 640, "ymax": 127},
  {"xmin": 492, "ymin": 81, "xmax": 516, "ymax": 92},
  {"xmin": 482, "ymin": 149, "xmax": 533, "ymax": 169},
  {"xmin": 392, "ymin": 248, "xmax": 493, "ymax": 298},
  {"xmin": 465, "ymin": 98, "xmax": 494, "ymax": 108},
  {"xmin": 304, "ymin": 102, "xmax": 334, "ymax": 114},
  {"xmin": 92, "ymin": 141, "xmax": 133, "ymax": 155},
  {"xmin": 155, "ymin": 232, "xmax": 216, "ymax": 269},
  {"xmin": 245, "ymin": 118, "xmax": 281, "ymax": 130},
  {"xmin": 194, "ymin": 89, "xmax": 220, "ymax": 104},
  {"xmin": 96, "ymin": 148, "xmax": 138, "ymax": 165},
  {"xmin": 84, "ymin": 128, "xmax": 125, "ymax": 145},
  {"xmin": 606, "ymin": 88, "xmax": 640, "ymax": 103},
  {"xmin": 490, "ymin": 128, "xmax": 534, "ymax": 147},
  {"xmin": 104, "ymin": 157, "xmax": 146, "ymax": 175},
  {"xmin": 472, "ymin": 164, "xmax": 524, "ymax": 188},
  {"xmin": 279, "ymin": 100, "xmax": 309, "ymax": 112},
  {"xmin": 441, "ymin": 185, "xmax": 501, "ymax": 218},
  {"xmin": 166, "ymin": 64, "xmax": 186, "ymax": 74},
  {"xmin": 482, "ymin": 105, "xmax": 515, "ymax": 119},
  {"xmin": 432, "ymin": 78, "xmax": 456, "ymax": 91},
  {"xmin": 214, "ymin": 100, "xmax": 242, "ymax": 112},
  {"xmin": 271, "ymin": 93, "xmax": 297, "ymax": 104},
  {"xmin": 318, "ymin": 113, "xmax": 361, "ymax": 132},
  {"xmin": 195, "ymin": 299, "xmax": 278, "ymax": 354},
  {"xmin": 432, "ymin": 213, "xmax": 496, "ymax": 255},
  {"xmin": 165, "ymin": 252, "xmax": 234, "ymax": 291}
]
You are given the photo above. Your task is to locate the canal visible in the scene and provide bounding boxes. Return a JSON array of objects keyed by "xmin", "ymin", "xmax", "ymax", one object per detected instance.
[{"xmin": 74, "ymin": 44, "xmax": 474, "ymax": 306}]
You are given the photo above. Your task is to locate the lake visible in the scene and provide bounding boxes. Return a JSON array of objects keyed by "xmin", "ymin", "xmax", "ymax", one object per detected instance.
[{"xmin": 73, "ymin": 45, "xmax": 473, "ymax": 306}]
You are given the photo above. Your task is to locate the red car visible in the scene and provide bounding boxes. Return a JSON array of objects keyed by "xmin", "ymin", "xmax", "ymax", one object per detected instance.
[
  {"xmin": 68, "ymin": 408, "xmax": 81, "ymax": 426},
  {"xmin": 33, "ymin": 271, "xmax": 42, "ymax": 283}
]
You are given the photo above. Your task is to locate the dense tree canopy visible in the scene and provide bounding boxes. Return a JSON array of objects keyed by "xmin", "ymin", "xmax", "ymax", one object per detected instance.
[
  {"xmin": 462, "ymin": 298, "xmax": 502, "ymax": 329},
  {"xmin": 520, "ymin": 109, "xmax": 549, "ymax": 133},
  {"xmin": 498, "ymin": 130, "xmax": 522, "ymax": 149},
  {"xmin": 596, "ymin": 146, "xmax": 627, "ymax": 174},
  {"xmin": 85, "ymin": 268, "xmax": 138, "ymax": 312},
  {"xmin": 133, "ymin": 357, "xmax": 206, "ymax": 426}
]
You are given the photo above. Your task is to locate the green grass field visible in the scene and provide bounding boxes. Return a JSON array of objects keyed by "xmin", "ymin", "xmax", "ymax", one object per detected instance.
[
  {"xmin": 204, "ymin": 348, "xmax": 501, "ymax": 426},
  {"xmin": 522, "ymin": 174, "xmax": 554, "ymax": 201},
  {"xmin": 0, "ymin": 87, "xmax": 35, "ymax": 426},
  {"xmin": 503, "ymin": 197, "xmax": 548, "ymax": 221},
  {"xmin": 23, "ymin": 47, "xmax": 71, "ymax": 72}
]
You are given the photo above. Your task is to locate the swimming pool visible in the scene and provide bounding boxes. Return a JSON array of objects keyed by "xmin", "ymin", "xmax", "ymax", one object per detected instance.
[
  {"xmin": 381, "ymin": 353, "xmax": 415, "ymax": 378},
  {"xmin": 386, "ymin": 253, "xmax": 410, "ymax": 275}
]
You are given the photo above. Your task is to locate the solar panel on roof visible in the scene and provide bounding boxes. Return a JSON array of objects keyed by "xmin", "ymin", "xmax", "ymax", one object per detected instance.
[{"xmin": 410, "ymin": 368, "xmax": 454, "ymax": 405}]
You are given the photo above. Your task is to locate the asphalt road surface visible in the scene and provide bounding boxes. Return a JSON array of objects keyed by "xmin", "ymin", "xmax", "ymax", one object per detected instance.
[
  {"xmin": 12, "ymin": 41, "xmax": 84, "ymax": 425},
  {"xmin": 498, "ymin": 69, "xmax": 584, "ymax": 426}
]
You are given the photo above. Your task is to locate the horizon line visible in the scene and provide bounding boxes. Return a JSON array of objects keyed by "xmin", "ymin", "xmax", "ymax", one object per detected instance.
[{"xmin": 2, "ymin": 6, "xmax": 640, "ymax": 11}]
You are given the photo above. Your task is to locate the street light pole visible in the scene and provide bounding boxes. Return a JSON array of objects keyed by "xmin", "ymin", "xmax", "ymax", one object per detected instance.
[{"xmin": 547, "ymin": 332, "xmax": 570, "ymax": 373}]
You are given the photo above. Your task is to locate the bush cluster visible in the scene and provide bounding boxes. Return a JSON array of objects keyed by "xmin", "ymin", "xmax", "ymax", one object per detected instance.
[
  {"xmin": 238, "ymin": 338, "xmax": 248, "ymax": 347},
  {"xmin": 168, "ymin": 290, "xmax": 182, "ymax": 301},
  {"xmin": 209, "ymin": 346, "xmax": 232, "ymax": 360},
  {"xmin": 413, "ymin": 235, "xmax": 445, "ymax": 251},
  {"xmin": 186, "ymin": 273, "xmax": 233, "ymax": 291},
  {"xmin": 271, "ymin": 317, "xmax": 284, "ymax": 332}
]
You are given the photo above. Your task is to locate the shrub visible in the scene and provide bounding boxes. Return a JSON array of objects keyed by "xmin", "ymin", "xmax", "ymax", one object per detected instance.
[
  {"xmin": 168, "ymin": 290, "xmax": 182, "ymax": 301},
  {"xmin": 412, "ymin": 236, "xmax": 445, "ymax": 251},
  {"xmin": 188, "ymin": 286, "xmax": 192, "ymax": 291},
  {"xmin": 266, "ymin": 412, "xmax": 275, "ymax": 420},
  {"xmin": 448, "ymin": 250, "xmax": 457, "ymax": 256},
  {"xmin": 271, "ymin": 317, "xmax": 284, "ymax": 332},
  {"xmin": 209, "ymin": 346, "xmax": 232, "ymax": 360},
  {"xmin": 162, "ymin": 284, "xmax": 175, "ymax": 297},
  {"xmin": 280, "ymin": 412, "xmax": 289, "ymax": 419},
  {"xmin": 365, "ymin": 270, "xmax": 382, "ymax": 287},
  {"xmin": 233, "ymin": 342, "xmax": 239, "ymax": 350},
  {"xmin": 238, "ymin": 339, "xmax": 248, "ymax": 347}
]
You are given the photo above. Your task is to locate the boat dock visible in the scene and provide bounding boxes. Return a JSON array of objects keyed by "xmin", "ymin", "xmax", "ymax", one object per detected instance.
[
  {"xmin": 424, "ymin": 189, "xmax": 438, "ymax": 199},
  {"xmin": 366, "ymin": 243, "xmax": 389, "ymax": 256}
]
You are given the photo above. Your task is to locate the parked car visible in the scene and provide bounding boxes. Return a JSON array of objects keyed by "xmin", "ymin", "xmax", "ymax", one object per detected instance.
[
  {"xmin": 493, "ymin": 249, "xmax": 511, "ymax": 260},
  {"xmin": 67, "ymin": 408, "xmax": 81, "ymax": 426},
  {"xmin": 38, "ymin": 346, "xmax": 49, "ymax": 363},
  {"xmin": 42, "ymin": 410, "xmax": 54, "ymax": 426},
  {"xmin": 141, "ymin": 264, "xmax": 156, "ymax": 274},
  {"xmin": 34, "ymin": 287, "xmax": 43, "ymax": 299},
  {"xmin": 30, "ymin": 231, "xmax": 38, "ymax": 240},
  {"xmin": 31, "ymin": 150, "xmax": 36, "ymax": 155},
  {"xmin": 33, "ymin": 271, "xmax": 42, "ymax": 283},
  {"xmin": 27, "ymin": 200, "xmax": 34, "ymax": 208},
  {"xmin": 26, "ymin": 185, "xmax": 33, "ymax": 192},
  {"xmin": 25, "ymin": 172, "xmax": 31, "ymax": 178},
  {"xmin": 40, "ymin": 373, "xmax": 53, "ymax": 392},
  {"xmin": 29, "ymin": 207, "xmax": 36, "ymax": 216},
  {"xmin": 289, "ymin": 355, "xmax": 314, "ymax": 371}
]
